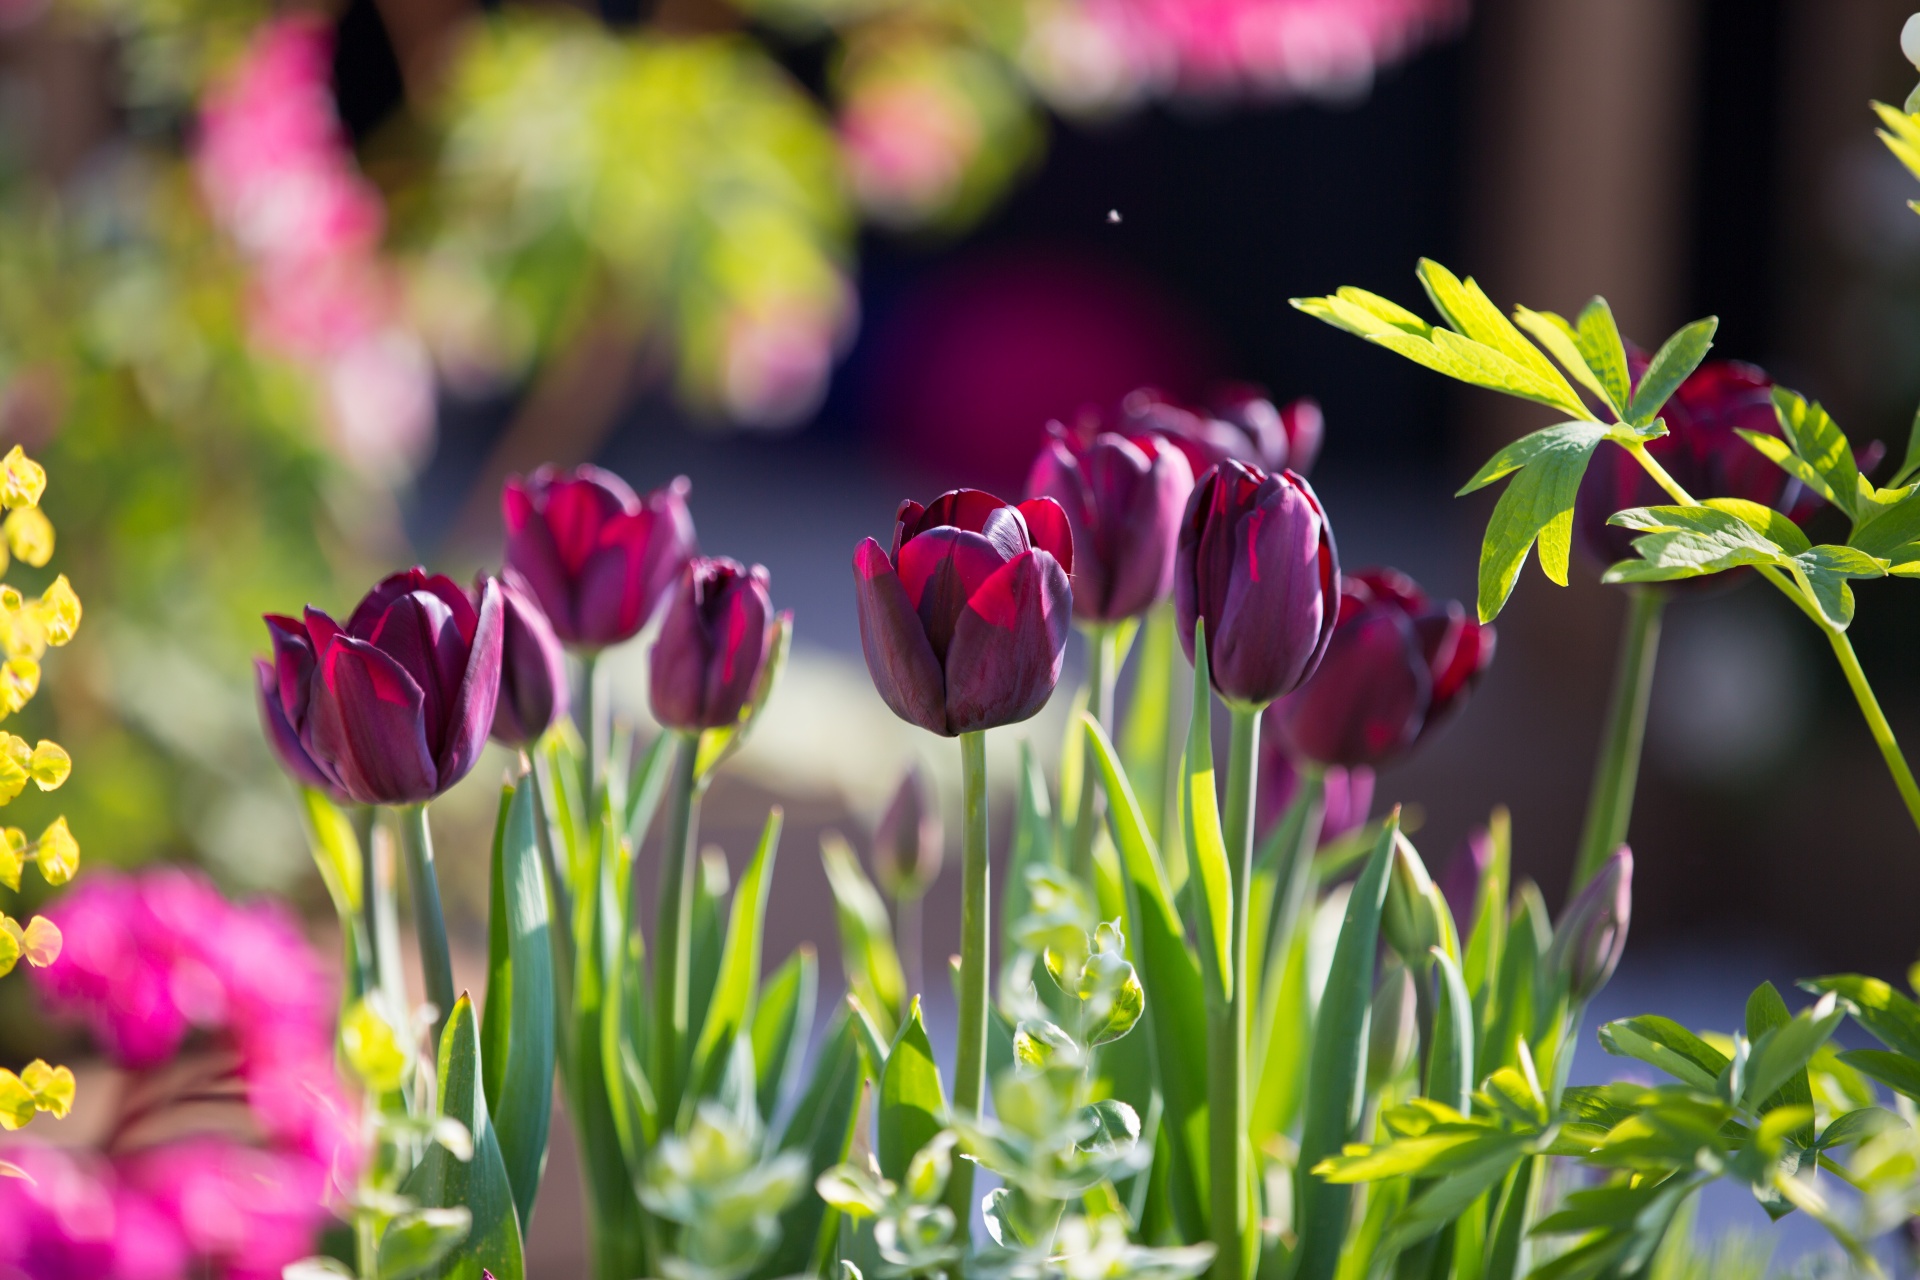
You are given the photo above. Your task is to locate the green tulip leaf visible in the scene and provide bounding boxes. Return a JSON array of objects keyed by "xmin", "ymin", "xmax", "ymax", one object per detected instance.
[
  {"xmin": 377, "ymin": 1208, "xmax": 472, "ymax": 1280},
  {"xmin": 878, "ymin": 999, "xmax": 947, "ymax": 1184},
  {"xmin": 691, "ymin": 807, "xmax": 784, "ymax": 1092},
  {"xmin": 755, "ymin": 1014, "xmax": 868, "ymax": 1280},
  {"xmin": 1182, "ymin": 622, "xmax": 1233, "ymax": 1003},
  {"xmin": 822, "ymin": 832, "xmax": 906, "ymax": 1036},
  {"xmin": 751, "ymin": 945, "xmax": 817, "ymax": 1124}
]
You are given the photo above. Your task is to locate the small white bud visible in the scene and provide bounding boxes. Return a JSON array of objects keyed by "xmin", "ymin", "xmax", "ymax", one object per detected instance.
[{"xmin": 1902, "ymin": 13, "xmax": 1920, "ymax": 69}]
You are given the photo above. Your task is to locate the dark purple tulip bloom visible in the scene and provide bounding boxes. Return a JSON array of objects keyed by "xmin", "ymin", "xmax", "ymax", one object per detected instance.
[
  {"xmin": 503, "ymin": 465, "xmax": 697, "ymax": 649},
  {"xmin": 1255, "ymin": 737, "xmax": 1373, "ymax": 851},
  {"xmin": 256, "ymin": 649, "xmax": 335, "ymax": 794},
  {"xmin": 1549, "ymin": 847, "xmax": 1632, "ymax": 1002},
  {"xmin": 874, "ymin": 764, "xmax": 943, "ymax": 900},
  {"xmin": 1576, "ymin": 358, "xmax": 1810, "ymax": 570},
  {"xmin": 1175, "ymin": 460, "xmax": 1338, "ymax": 709},
  {"xmin": 1272, "ymin": 569, "xmax": 1495, "ymax": 768},
  {"xmin": 649, "ymin": 558, "xmax": 780, "ymax": 733},
  {"xmin": 1025, "ymin": 421, "xmax": 1194, "ymax": 623},
  {"xmin": 488, "ymin": 571, "xmax": 569, "ymax": 748},
  {"xmin": 262, "ymin": 569, "xmax": 504, "ymax": 806},
  {"xmin": 1124, "ymin": 386, "xmax": 1325, "ymax": 478},
  {"xmin": 854, "ymin": 489, "xmax": 1073, "ymax": 737}
]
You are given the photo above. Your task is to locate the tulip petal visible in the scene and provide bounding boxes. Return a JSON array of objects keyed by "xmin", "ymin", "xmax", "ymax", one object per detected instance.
[
  {"xmin": 266, "ymin": 614, "xmax": 316, "ymax": 728},
  {"xmin": 703, "ymin": 567, "xmax": 772, "ymax": 728},
  {"xmin": 896, "ymin": 527, "xmax": 1007, "ymax": 663},
  {"xmin": 854, "ymin": 539, "xmax": 948, "ymax": 736},
  {"xmin": 491, "ymin": 571, "xmax": 569, "ymax": 746},
  {"xmin": 434, "ymin": 576, "xmax": 504, "ymax": 792},
  {"xmin": 650, "ymin": 563, "xmax": 712, "ymax": 729},
  {"xmin": 308, "ymin": 637, "xmax": 437, "ymax": 805},
  {"xmin": 504, "ymin": 480, "xmax": 581, "ymax": 641},
  {"xmin": 1016, "ymin": 497, "xmax": 1073, "ymax": 577},
  {"xmin": 542, "ymin": 468, "xmax": 641, "ymax": 574},
  {"xmin": 1278, "ymin": 608, "xmax": 1428, "ymax": 767},
  {"xmin": 255, "ymin": 658, "xmax": 335, "ymax": 791},
  {"xmin": 361, "ymin": 588, "xmax": 469, "ymax": 757},
  {"xmin": 943, "ymin": 549, "xmax": 1070, "ymax": 735},
  {"xmin": 914, "ymin": 489, "xmax": 1011, "ymax": 539}
]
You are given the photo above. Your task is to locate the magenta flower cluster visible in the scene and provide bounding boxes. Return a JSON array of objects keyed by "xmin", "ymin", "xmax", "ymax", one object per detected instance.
[{"xmin": 2, "ymin": 868, "xmax": 351, "ymax": 1280}]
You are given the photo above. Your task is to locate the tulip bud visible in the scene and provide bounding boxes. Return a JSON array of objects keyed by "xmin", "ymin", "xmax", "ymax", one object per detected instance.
[
  {"xmin": 1548, "ymin": 847, "xmax": 1633, "ymax": 1004},
  {"xmin": 1382, "ymin": 834, "xmax": 1444, "ymax": 966},
  {"xmin": 1366, "ymin": 962, "xmax": 1417, "ymax": 1093},
  {"xmin": 874, "ymin": 764, "xmax": 942, "ymax": 901},
  {"xmin": 1024, "ymin": 424, "xmax": 1193, "ymax": 623},
  {"xmin": 503, "ymin": 466, "xmax": 697, "ymax": 649},
  {"xmin": 487, "ymin": 572, "xmax": 569, "ymax": 748},
  {"xmin": 1175, "ymin": 460, "xmax": 1339, "ymax": 709},
  {"xmin": 854, "ymin": 489, "xmax": 1073, "ymax": 737},
  {"xmin": 260, "ymin": 570, "xmax": 505, "ymax": 805},
  {"xmin": 649, "ymin": 558, "xmax": 779, "ymax": 733}
]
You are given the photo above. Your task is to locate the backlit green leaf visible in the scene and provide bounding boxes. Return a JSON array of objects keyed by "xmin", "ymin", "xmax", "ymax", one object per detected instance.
[
  {"xmin": 1770, "ymin": 388, "xmax": 1860, "ymax": 522},
  {"xmin": 822, "ymin": 833, "xmax": 906, "ymax": 1036},
  {"xmin": 692, "ymin": 807, "xmax": 784, "ymax": 1085},
  {"xmin": 1471, "ymin": 424, "xmax": 1611, "ymax": 620},
  {"xmin": 1802, "ymin": 973, "xmax": 1920, "ymax": 1057},
  {"xmin": 751, "ymin": 946, "xmax": 817, "ymax": 1124},
  {"xmin": 878, "ymin": 1000, "xmax": 947, "ymax": 1183},
  {"xmin": 1627, "ymin": 318, "xmax": 1718, "ymax": 426},
  {"xmin": 1182, "ymin": 623, "xmax": 1232, "ymax": 1003}
]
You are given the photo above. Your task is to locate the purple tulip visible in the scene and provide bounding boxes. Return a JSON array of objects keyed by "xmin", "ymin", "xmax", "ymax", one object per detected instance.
[
  {"xmin": 1576, "ymin": 358, "xmax": 1811, "ymax": 571},
  {"xmin": 1175, "ymin": 460, "xmax": 1339, "ymax": 709},
  {"xmin": 854, "ymin": 489, "xmax": 1073, "ymax": 737},
  {"xmin": 261, "ymin": 569, "xmax": 504, "ymax": 806},
  {"xmin": 502, "ymin": 465, "xmax": 697, "ymax": 649},
  {"xmin": 487, "ymin": 571, "xmax": 569, "ymax": 748},
  {"xmin": 649, "ymin": 558, "xmax": 781, "ymax": 733},
  {"xmin": 1272, "ymin": 568, "xmax": 1495, "ymax": 768},
  {"xmin": 1549, "ymin": 847, "xmax": 1632, "ymax": 1002},
  {"xmin": 874, "ymin": 764, "xmax": 943, "ymax": 900},
  {"xmin": 1025, "ymin": 421, "xmax": 1194, "ymax": 623},
  {"xmin": 255, "ymin": 648, "xmax": 335, "ymax": 794},
  {"xmin": 1124, "ymin": 386, "xmax": 1325, "ymax": 478}
]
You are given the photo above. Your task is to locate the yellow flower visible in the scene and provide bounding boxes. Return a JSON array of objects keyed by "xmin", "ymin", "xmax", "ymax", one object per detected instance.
[
  {"xmin": 36, "ymin": 576, "xmax": 79, "ymax": 647},
  {"xmin": 340, "ymin": 999, "xmax": 408, "ymax": 1095},
  {"xmin": 0, "ymin": 734, "xmax": 29, "ymax": 803},
  {"xmin": 2, "ymin": 507, "xmax": 52, "ymax": 569},
  {"xmin": 29, "ymin": 741, "xmax": 68, "ymax": 791},
  {"xmin": 0, "ymin": 1070, "xmax": 33, "ymax": 1129},
  {"xmin": 0, "ymin": 658, "xmax": 38, "ymax": 718},
  {"xmin": 0, "ymin": 919, "xmax": 18, "ymax": 978},
  {"xmin": 15, "ymin": 916, "xmax": 58, "ymax": 968},
  {"xmin": 35, "ymin": 817, "xmax": 76, "ymax": 885},
  {"xmin": 0, "ymin": 828, "xmax": 23, "ymax": 892},
  {"xmin": 20, "ymin": 1060, "xmax": 72, "ymax": 1119},
  {"xmin": 0, "ymin": 447, "xmax": 45, "ymax": 511}
]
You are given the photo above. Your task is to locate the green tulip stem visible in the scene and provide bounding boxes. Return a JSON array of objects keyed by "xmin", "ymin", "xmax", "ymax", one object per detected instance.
[
  {"xmin": 1209, "ymin": 702, "xmax": 1261, "ymax": 1280},
  {"xmin": 396, "ymin": 802, "xmax": 456, "ymax": 1051},
  {"xmin": 1571, "ymin": 587, "xmax": 1665, "ymax": 893},
  {"xmin": 948, "ymin": 728, "xmax": 990, "ymax": 1229},
  {"xmin": 1628, "ymin": 439, "xmax": 1920, "ymax": 839},
  {"xmin": 582, "ymin": 650, "xmax": 610, "ymax": 817},
  {"xmin": 652, "ymin": 729, "xmax": 703, "ymax": 1121},
  {"xmin": 1070, "ymin": 623, "xmax": 1119, "ymax": 882}
]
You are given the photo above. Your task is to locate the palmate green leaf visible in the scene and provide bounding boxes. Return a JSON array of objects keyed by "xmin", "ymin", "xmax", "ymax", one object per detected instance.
[
  {"xmin": 1744, "ymin": 983, "xmax": 1815, "ymax": 1145},
  {"xmin": 1083, "ymin": 714, "xmax": 1210, "ymax": 1241},
  {"xmin": 1788, "ymin": 545, "xmax": 1887, "ymax": 630},
  {"xmin": 1597, "ymin": 1016, "xmax": 1730, "ymax": 1093},
  {"xmin": 479, "ymin": 779, "xmax": 555, "ymax": 1237},
  {"xmin": 878, "ymin": 999, "xmax": 947, "ymax": 1183},
  {"xmin": 1836, "ymin": 1048, "xmax": 1920, "ymax": 1103},
  {"xmin": 1512, "ymin": 308, "xmax": 1611, "ymax": 412},
  {"xmin": 1769, "ymin": 388, "xmax": 1862, "ymax": 521},
  {"xmin": 1601, "ymin": 499, "xmax": 1803, "ymax": 586},
  {"xmin": 751, "ymin": 945, "xmax": 817, "ymax": 1123},
  {"xmin": 1458, "ymin": 422, "xmax": 1611, "ymax": 621},
  {"xmin": 400, "ymin": 994, "xmax": 525, "ymax": 1280},
  {"xmin": 1848, "ymin": 484, "xmax": 1920, "ymax": 558},
  {"xmin": 1416, "ymin": 259, "xmax": 1584, "ymax": 407},
  {"xmin": 1573, "ymin": 299, "xmax": 1633, "ymax": 418},
  {"xmin": 1292, "ymin": 811, "xmax": 1400, "ymax": 1280},
  {"xmin": 1384, "ymin": 1135, "xmax": 1535, "ymax": 1255},
  {"xmin": 1741, "ymin": 991, "xmax": 1841, "ymax": 1118},
  {"xmin": 692, "ymin": 807, "xmax": 784, "ymax": 1089},
  {"xmin": 1815, "ymin": 1106, "xmax": 1904, "ymax": 1150},
  {"xmin": 1313, "ymin": 1119, "xmax": 1495, "ymax": 1183},
  {"xmin": 1876, "ymin": 100, "xmax": 1920, "ymax": 183},
  {"xmin": 1626, "ymin": 318, "xmax": 1718, "ymax": 426},
  {"xmin": 1802, "ymin": 973, "xmax": 1920, "ymax": 1057},
  {"xmin": 1183, "ymin": 622, "xmax": 1233, "ymax": 1002}
]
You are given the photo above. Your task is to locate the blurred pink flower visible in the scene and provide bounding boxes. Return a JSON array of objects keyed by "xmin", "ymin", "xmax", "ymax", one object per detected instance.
[
  {"xmin": 839, "ymin": 79, "xmax": 981, "ymax": 224},
  {"xmin": 10, "ymin": 868, "xmax": 351, "ymax": 1277},
  {"xmin": 723, "ymin": 294, "xmax": 848, "ymax": 430},
  {"xmin": 195, "ymin": 15, "xmax": 433, "ymax": 477}
]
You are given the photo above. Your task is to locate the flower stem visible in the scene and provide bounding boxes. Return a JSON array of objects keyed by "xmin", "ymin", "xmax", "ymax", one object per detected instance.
[
  {"xmin": 1828, "ymin": 627, "xmax": 1920, "ymax": 832},
  {"xmin": 1571, "ymin": 587, "xmax": 1665, "ymax": 893},
  {"xmin": 652, "ymin": 729, "xmax": 703, "ymax": 1123},
  {"xmin": 397, "ymin": 803, "xmax": 456, "ymax": 1052},
  {"xmin": 1070, "ymin": 624, "xmax": 1118, "ymax": 882},
  {"xmin": 1209, "ymin": 704, "xmax": 1260, "ymax": 1280},
  {"xmin": 1627, "ymin": 440, "xmax": 1920, "ymax": 838},
  {"xmin": 947, "ymin": 729, "xmax": 990, "ymax": 1228},
  {"xmin": 583, "ymin": 650, "xmax": 610, "ymax": 816}
]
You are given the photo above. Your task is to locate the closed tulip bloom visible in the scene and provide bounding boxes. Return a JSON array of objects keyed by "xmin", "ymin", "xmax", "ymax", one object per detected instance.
[
  {"xmin": 255, "ymin": 646, "xmax": 334, "ymax": 794},
  {"xmin": 649, "ymin": 558, "xmax": 779, "ymax": 733},
  {"xmin": 503, "ymin": 465, "xmax": 697, "ymax": 649},
  {"xmin": 1575, "ymin": 358, "xmax": 1810, "ymax": 570},
  {"xmin": 874, "ymin": 764, "xmax": 942, "ymax": 900},
  {"xmin": 487, "ymin": 572, "xmax": 569, "ymax": 747},
  {"xmin": 1125, "ymin": 386, "xmax": 1325, "ymax": 477},
  {"xmin": 1273, "ymin": 568, "xmax": 1495, "ymax": 768},
  {"xmin": 262, "ymin": 569, "xmax": 504, "ymax": 805},
  {"xmin": 1549, "ymin": 847, "xmax": 1633, "ymax": 1003},
  {"xmin": 854, "ymin": 489, "xmax": 1073, "ymax": 737},
  {"xmin": 1175, "ymin": 460, "xmax": 1339, "ymax": 708},
  {"xmin": 1025, "ymin": 422, "xmax": 1194, "ymax": 622}
]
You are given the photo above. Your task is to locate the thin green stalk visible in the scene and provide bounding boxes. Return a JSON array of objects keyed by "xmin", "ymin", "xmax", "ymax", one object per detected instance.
[
  {"xmin": 652, "ymin": 730, "xmax": 703, "ymax": 1122},
  {"xmin": 947, "ymin": 729, "xmax": 990, "ymax": 1228},
  {"xmin": 583, "ymin": 651, "xmax": 610, "ymax": 815},
  {"xmin": 1828, "ymin": 628, "xmax": 1920, "ymax": 832},
  {"xmin": 1628, "ymin": 440, "xmax": 1920, "ymax": 838},
  {"xmin": 356, "ymin": 1211, "xmax": 377, "ymax": 1280},
  {"xmin": 1070, "ymin": 624, "xmax": 1118, "ymax": 882},
  {"xmin": 1571, "ymin": 587, "xmax": 1665, "ymax": 892},
  {"xmin": 396, "ymin": 803, "xmax": 456, "ymax": 1052},
  {"xmin": 1209, "ymin": 705, "xmax": 1260, "ymax": 1280}
]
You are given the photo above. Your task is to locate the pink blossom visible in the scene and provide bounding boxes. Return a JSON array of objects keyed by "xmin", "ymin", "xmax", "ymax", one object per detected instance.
[{"xmin": 839, "ymin": 79, "xmax": 981, "ymax": 224}]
